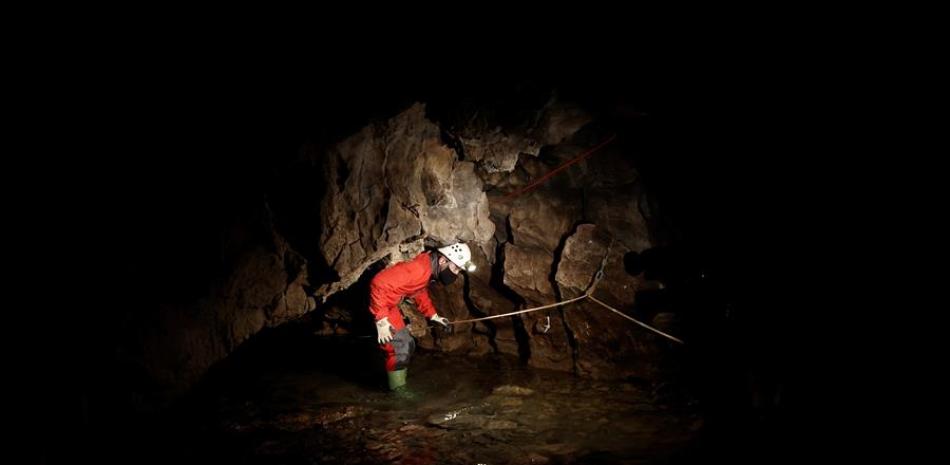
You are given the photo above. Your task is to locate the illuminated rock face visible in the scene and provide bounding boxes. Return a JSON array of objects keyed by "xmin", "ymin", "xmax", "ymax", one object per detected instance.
[
  {"xmin": 316, "ymin": 102, "xmax": 655, "ymax": 379},
  {"xmin": 131, "ymin": 97, "xmax": 657, "ymax": 407}
]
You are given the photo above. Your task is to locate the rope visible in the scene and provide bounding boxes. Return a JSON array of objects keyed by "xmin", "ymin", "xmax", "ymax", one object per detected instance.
[
  {"xmin": 448, "ymin": 292, "xmax": 683, "ymax": 344},
  {"xmin": 446, "ymin": 247, "xmax": 683, "ymax": 344},
  {"xmin": 497, "ymin": 134, "xmax": 617, "ymax": 203},
  {"xmin": 448, "ymin": 294, "xmax": 588, "ymax": 325},
  {"xmin": 587, "ymin": 295, "xmax": 685, "ymax": 345}
]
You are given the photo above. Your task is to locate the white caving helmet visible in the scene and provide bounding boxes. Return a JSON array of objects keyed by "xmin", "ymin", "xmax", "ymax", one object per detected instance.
[{"xmin": 437, "ymin": 242, "xmax": 476, "ymax": 272}]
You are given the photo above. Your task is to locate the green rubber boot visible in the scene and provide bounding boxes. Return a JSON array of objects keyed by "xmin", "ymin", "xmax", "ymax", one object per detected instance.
[
  {"xmin": 387, "ymin": 368, "xmax": 408, "ymax": 391},
  {"xmin": 387, "ymin": 369, "xmax": 417, "ymax": 399}
]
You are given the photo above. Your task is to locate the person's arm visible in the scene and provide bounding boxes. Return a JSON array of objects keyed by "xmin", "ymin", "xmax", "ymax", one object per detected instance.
[
  {"xmin": 370, "ymin": 280, "xmax": 399, "ymax": 343},
  {"xmin": 413, "ymin": 288, "xmax": 450, "ymax": 327},
  {"xmin": 411, "ymin": 288, "xmax": 437, "ymax": 318}
]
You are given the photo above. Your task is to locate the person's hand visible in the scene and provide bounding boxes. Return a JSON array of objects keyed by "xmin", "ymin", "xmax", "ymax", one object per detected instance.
[
  {"xmin": 430, "ymin": 314, "xmax": 450, "ymax": 328},
  {"xmin": 376, "ymin": 317, "xmax": 395, "ymax": 344}
]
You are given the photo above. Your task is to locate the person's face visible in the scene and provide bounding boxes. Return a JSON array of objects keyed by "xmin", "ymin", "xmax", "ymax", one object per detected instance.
[{"xmin": 439, "ymin": 256, "xmax": 460, "ymax": 275}]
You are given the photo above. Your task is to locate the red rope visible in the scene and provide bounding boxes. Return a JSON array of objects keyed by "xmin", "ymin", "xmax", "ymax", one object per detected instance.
[{"xmin": 497, "ymin": 134, "xmax": 617, "ymax": 203}]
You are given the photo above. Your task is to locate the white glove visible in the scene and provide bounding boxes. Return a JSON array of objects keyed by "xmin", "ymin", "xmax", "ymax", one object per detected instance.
[
  {"xmin": 376, "ymin": 317, "xmax": 395, "ymax": 344},
  {"xmin": 430, "ymin": 314, "xmax": 450, "ymax": 328}
]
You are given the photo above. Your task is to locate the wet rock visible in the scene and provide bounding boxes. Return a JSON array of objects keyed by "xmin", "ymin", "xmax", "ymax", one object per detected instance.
[
  {"xmin": 460, "ymin": 128, "xmax": 539, "ymax": 173},
  {"xmin": 305, "ymin": 115, "xmax": 648, "ymax": 389},
  {"xmin": 537, "ymin": 443, "xmax": 580, "ymax": 456},
  {"xmin": 534, "ymin": 102, "xmax": 592, "ymax": 147},
  {"xmin": 507, "ymin": 192, "xmax": 581, "ymax": 254},
  {"xmin": 182, "ymin": 350, "xmax": 700, "ymax": 464},
  {"xmin": 554, "ymin": 223, "xmax": 664, "ymax": 380},
  {"xmin": 512, "ymin": 452, "xmax": 552, "ymax": 465},
  {"xmin": 318, "ymin": 103, "xmax": 494, "ymax": 299},
  {"xmin": 454, "ymin": 100, "xmax": 590, "ymax": 176},
  {"xmin": 493, "ymin": 385, "xmax": 535, "ymax": 396},
  {"xmin": 493, "ymin": 396, "xmax": 524, "ymax": 408},
  {"xmin": 416, "ymin": 277, "xmax": 480, "ymax": 352},
  {"xmin": 397, "ymin": 424, "xmax": 426, "ymax": 433},
  {"xmin": 555, "ymin": 224, "xmax": 611, "ymax": 295},
  {"xmin": 486, "ymin": 419, "xmax": 520, "ymax": 430},
  {"xmin": 448, "ymin": 244, "xmax": 508, "ymax": 353},
  {"xmin": 503, "ymin": 242, "xmax": 556, "ymax": 303},
  {"xmin": 427, "ymin": 411, "xmax": 490, "ymax": 430},
  {"xmin": 585, "ymin": 187, "xmax": 652, "ymax": 253},
  {"xmin": 272, "ymin": 405, "xmax": 365, "ymax": 432}
]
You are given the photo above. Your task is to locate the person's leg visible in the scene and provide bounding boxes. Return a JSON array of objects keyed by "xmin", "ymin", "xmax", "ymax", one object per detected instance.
[
  {"xmin": 387, "ymin": 328, "xmax": 415, "ymax": 390},
  {"xmin": 381, "ymin": 341, "xmax": 397, "ymax": 373},
  {"xmin": 380, "ymin": 340, "xmax": 407, "ymax": 390}
]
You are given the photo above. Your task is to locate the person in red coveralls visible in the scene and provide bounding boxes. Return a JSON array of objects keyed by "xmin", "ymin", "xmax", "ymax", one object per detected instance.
[{"xmin": 370, "ymin": 242, "xmax": 477, "ymax": 392}]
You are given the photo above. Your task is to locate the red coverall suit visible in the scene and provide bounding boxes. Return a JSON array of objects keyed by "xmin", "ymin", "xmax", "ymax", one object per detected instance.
[{"xmin": 369, "ymin": 251, "xmax": 438, "ymax": 372}]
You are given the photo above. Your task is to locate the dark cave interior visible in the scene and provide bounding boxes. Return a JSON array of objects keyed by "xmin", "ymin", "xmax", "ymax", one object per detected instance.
[{"xmin": 33, "ymin": 58, "xmax": 830, "ymax": 464}]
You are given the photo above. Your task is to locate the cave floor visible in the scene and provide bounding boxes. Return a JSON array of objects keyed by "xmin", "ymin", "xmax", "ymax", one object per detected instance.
[{"xmin": 160, "ymin": 335, "xmax": 702, "ymax": 464}]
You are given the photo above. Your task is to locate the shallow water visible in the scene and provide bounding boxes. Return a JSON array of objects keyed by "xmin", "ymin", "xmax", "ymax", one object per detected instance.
[{"xmin": 164, "ymin": 333, "xmax": 701, "ymax": 464}]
